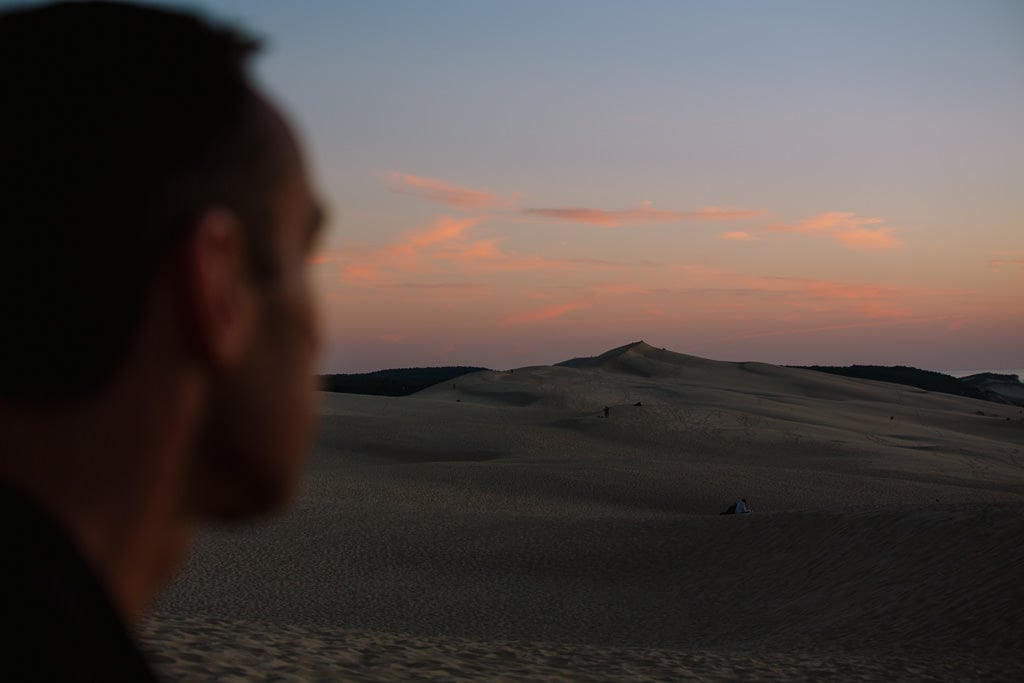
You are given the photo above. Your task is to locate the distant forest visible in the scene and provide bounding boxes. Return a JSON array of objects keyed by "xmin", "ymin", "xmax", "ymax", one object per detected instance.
[
  {"xmin": 319, "ymin": 362, "xmax": 1021, "ymax": 406},
  {"xmin": 795, "ymin": 365, "xmax": 991, "ymax": 401},
  {"xmin": 318, "ymin": 367, "xmax": 488, "ymax": 397}
]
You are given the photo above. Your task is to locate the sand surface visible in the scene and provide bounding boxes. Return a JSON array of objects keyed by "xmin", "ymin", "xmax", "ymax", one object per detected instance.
[{"xmin": 142, "ymin": 343, "xmax": 1024, "ymax": 680}]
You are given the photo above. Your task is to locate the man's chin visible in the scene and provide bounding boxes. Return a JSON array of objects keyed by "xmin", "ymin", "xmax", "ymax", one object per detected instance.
[{"xmin": 199, "ymin": 471, "xmax": 299, "ymax": 521}]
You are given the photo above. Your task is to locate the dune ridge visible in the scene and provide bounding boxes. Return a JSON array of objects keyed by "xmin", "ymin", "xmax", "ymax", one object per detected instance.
[{"xmin": 144, "ymin": 343, "xmax": 1024, "ymax": 680}]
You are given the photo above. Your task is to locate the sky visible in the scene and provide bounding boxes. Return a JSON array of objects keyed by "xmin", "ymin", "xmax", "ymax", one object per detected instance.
[{"xmin": 37, "ymin": 0, "xmax": 1024, "ymax": 371}]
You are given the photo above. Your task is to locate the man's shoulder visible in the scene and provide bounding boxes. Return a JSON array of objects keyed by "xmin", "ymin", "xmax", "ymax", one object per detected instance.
[{"xmin": 1, "ymin": 485, "xmax": 158, "ymax": 681}]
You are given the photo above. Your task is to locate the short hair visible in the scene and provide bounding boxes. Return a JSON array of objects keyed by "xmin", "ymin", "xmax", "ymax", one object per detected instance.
[{"xmin": 0, "ymin": 1, "xmax": 282, "ymax": 399}]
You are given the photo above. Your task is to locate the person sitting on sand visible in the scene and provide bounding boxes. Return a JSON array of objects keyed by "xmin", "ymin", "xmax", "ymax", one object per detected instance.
[
  {"xmin": 735, "ymin": 498, "xmax": 752, "ymax": 513},
  {"xmin": 0, "ymin": 3, "xmax": 323, "ymax": 679}
]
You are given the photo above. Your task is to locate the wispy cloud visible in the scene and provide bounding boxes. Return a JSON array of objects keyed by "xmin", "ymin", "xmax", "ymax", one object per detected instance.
[
  {"xmin": 443, "ymin": 242, "xmax": 632, "ymax": 271},
  {"xmin": 745, "ymin": 276, "xmax": 916, "ymax": 319},
  {"xmin": 718, "ymin": 231, "xmax": 755, "ymax": 241},
  {"xmin": 990, "ymin": 257, "xmax": 1024, "ymax": 273},
  {"xmin": 521, "ymin": 203, "xmax": 760, "ymax": 227},
  {"xmin": 833, "ymin": 228, "xmax": 901, "ymax": 250},
  {"xmin": 716, "ymin": 315, "xmax": 951, "ymax": 341},
  {"xmin": 333, "ymin": 213, "xmax": 640, "ymax": 287},
  {"xmin": 407, "ymin": 215, "xmax": 482, "ymax": 246},
  {"xmin": 759, "ymin": 276, "xmax": 901, "ymax": 301},
  {"xmin": 339, "ymin": 215, "xmax": 485, "ymax": 284},
  {"xmin": 501, "ymin": 299, "xmax": 592, "ymax": 325},
  {"xmin": 766, "ymin": 212, "xmax": 901, "ymax": 250},
  {"xmin": 388, "ymin": 173, "xmax": 514, "ymax": 210},
  {"xmin": 380, "ymin": 282, "xmax": 488, "ymax": 290}
]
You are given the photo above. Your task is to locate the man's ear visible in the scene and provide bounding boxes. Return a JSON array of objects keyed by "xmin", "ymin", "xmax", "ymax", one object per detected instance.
[{"xmin": 183, "ymin": 208, "xmax": 258, "ymax": 369}]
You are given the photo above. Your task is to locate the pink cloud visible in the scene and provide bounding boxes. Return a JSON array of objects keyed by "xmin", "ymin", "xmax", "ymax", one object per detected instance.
[
  {"xmin": 766, "ymin": 211, "xmax": 901, "ymax": 250},
  {"xmin": 340, "ymin": 262, "xmax": 381, "ymax": 285},
  {"xmin": 592, "ymin": 283, "xmax": 651, "ymax": 295},
  {"xmin": 333, "ymin": 213, "xmax": 639, "ymax": 287},
  {"xmin": 677, "ymin": 263, "xmax": 735, "ymax": 278},
  {"xmin": 710, "ymin": 276, "xmax": 919, "ymax": 319},
  {"xmin": 717, "ymin": 315, "xmax": 951, "ymax": 342},
  {"xmin": 767, "ymin": 212, "xmax": 881, "ymax": 234},
  {"xmin": 521, "ymin": 203, "xmax": 759, "ymax": 227},
  {"xmin": 407, "ymin": 215, "xmax": 483, "ymax": 247},
  {"xmin": 718, "ymin": 231, "xmax": 755, "ymax": 241},
  {"xmin": 389, "ymin": 173, "xmax": 513, "ymax": 209},
  {"xmin": 441, "ymin": 239, "xmax": 631, "ymax": 272},
  {"xmin": 834, "ymin": 228, "xmax": 900, "ymax": 250},
  {"xmin": 444, "ymin": 238, "xmax": 504, "ymax": 262},
  {"xmin": 501, "ymin": 300, "xmax": 591, "ymax": 325},
  {"xmin": 990, "ymin": 257, "xmax": 1024, "ymax": 273},
  {"xmin": 338, "ymin": 215, "xmax": 485, "ymax": 285},
  {"xmin": 381, "ymin": 282, "xmax": 487, "ymax": 290},
  {"xmin": 786, "ymin": 278, "xmax": 900, "ymax": 300}
]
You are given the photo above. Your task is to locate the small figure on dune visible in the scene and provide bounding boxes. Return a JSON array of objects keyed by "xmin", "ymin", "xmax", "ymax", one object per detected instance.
[
  {"xmin": 720, "ymin": 498, "xmax": 752, "ymax": 514},
  {"xmin": 634, "ymin": 401, "xmax": 643, "ymax": 407},
  {"xmin": 603, "ymin": 406, "xmax": 610, "ymax": 418}
]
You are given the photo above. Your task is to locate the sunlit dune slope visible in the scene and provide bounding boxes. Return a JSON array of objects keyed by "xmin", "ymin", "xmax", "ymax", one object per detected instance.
[
  {"xmin": 401, "ymin": 340, "xmax": 1024, "ymax": 505},
  {"xmin": 150, "ymin": 342, "xmax": 1024, "ymax": 677}
]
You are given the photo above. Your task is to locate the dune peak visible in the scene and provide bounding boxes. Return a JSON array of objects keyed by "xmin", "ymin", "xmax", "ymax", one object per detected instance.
[{"xmin": 555, "ymin": 340, "xmax": 708, "ymax": 376}]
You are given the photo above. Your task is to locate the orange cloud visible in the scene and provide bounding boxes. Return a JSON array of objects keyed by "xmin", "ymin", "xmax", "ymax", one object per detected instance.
[
  {"xmin": 769, "ymin": 212, "xmax": 882, "ymax": 234},
  {"xmin": 677, "ymin": 263, "xmax": 735, "ymax": 278},
  {"xmin": 766, "ymin": 212, "xmax": 901, "ymax": 250},
  {"xmin": 719, "ymin": 231, "xmax": 755, "ymax": 241},
  {"xmin": 592, "ymin": 283, "xmax": 651, "ymax": 295},
  {"xmin": 990, "ymin": 257, "xmax": 1024, "ymax": 273},
  {"xmin": 407, "ymin": 215, "xmax": 481, "ymax": 247},
  {"xmin": 389, "ymin": 173, "xmax": 512, "ymax": 209},
  {"xmin": 339, "ymin": 215, "xmax": 485, "ymax": 285},
  {"xmin": 440, "ymin": 238, "xmax": 631, "ymax": 272},
  {"xmin": 782, "ymin": 278, "xmax": 900, "ymax": 300},
  {"xmin": 502, "ymin": 300, "xmax": 591, "ymax": 325},
  {"xmin": 444, "ymin": 238, "xmax": 504, "ymax": 262},
  {"xmin": 340, "ymin": 262, "xmax": 381, "ymax": 285},
  {"xmin": 332, "ymin": 213, "xmax": 639, "ymax": 287},
  {"xmin": 718, "ymin": 316, "xmax": 949, "ymax": 341},
  {"xmin": 381, "ymin": 282, "xmax": 487, "ymax": 290},
  {"xmin": 522, "ymin": 203, "xmax": 759, "ymax": 227},
  {"xmin": 834, "ymin": 228, "xmax": 900, "ymax": 250},
  {"xmin": 704, "ymin": 276, "xmax": 919, "ymax": 319}
]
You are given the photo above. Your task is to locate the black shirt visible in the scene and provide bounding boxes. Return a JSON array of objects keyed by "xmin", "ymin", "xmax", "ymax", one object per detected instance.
[{"xmin": 1, "ymin": 484, "xmax": 158, "ymax": 681}]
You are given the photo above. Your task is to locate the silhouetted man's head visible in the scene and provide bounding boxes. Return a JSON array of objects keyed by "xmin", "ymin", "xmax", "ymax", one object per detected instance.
[
  {"xmin": 0, "ymin": 1, "xmax": 323, "ymax": 516},
  {"xmin": 1, "ymin": 1, "xmax": 289, "ymax": 397}
]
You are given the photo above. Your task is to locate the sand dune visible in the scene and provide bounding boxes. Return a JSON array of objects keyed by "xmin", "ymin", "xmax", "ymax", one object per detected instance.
[{"xmin": 143, "ymin": 342, "xmax": 1024, "ymax": 680}]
